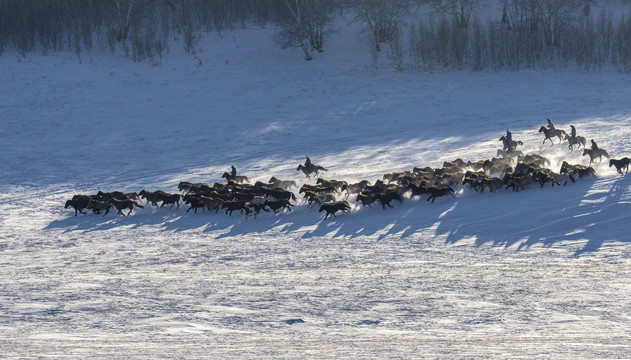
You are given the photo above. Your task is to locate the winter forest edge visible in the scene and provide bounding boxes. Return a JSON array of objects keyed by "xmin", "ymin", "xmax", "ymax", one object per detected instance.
[{"xmin": 3, "ymin": 0, "xmax": 631, "ymax": 72}]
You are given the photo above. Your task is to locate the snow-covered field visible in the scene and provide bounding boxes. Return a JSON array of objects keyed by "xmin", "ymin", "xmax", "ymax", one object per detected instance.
[{"xmin": 2, "ymin": 23, "xmax": 631, "ymax": 358}]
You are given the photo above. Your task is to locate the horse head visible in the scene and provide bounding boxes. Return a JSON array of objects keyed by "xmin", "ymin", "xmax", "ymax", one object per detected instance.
[
  {"xmin": 538, "ymin": 126, "xmax": 547, "ymax": 133},
  {"xmin": 221, "ymin": 171, "xmax": 230, "ymax": 179},
  {"xmin": 64, "ymin": 200, "xmax": 72, "ymax": 208},
  {"xmin": 582, "ymin": 149, "xmax": 589, "ymax": 156}
]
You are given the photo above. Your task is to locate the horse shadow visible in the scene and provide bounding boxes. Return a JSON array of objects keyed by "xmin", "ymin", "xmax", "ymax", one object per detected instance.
[
  {"xmin": 435, "ymin": 175, "xmax": 631, "ymax": 256},
  {"xmin": 298, "ymin": 199, "xmax": 452, "ymax": 242},
  {"xmin": 45, "ymin": 206, "xmax": 234, "ymax": 234},
  {"xmin": 46, "ymin": 174, "xmax": 630, "ymax": 257}
]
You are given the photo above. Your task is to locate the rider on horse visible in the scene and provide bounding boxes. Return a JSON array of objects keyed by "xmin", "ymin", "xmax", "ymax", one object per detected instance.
[
  {"xmin": 591, "ymin": 139, "xmax": 599, "ymax": 152},
  {"xmin": 547, "ymin": 118, "xmax": 556, "ymax": 132},
  {"xmin": 505, "ymin": 129, "xmax": 513, "ymax": 153}
]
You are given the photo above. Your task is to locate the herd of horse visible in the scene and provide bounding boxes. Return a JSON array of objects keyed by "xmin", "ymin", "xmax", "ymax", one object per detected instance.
[{"xmin": 64, "ymin": 123, "xmax": 629, "ymax": 220}]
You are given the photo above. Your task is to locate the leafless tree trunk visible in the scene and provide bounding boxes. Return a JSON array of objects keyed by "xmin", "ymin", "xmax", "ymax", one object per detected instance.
[
  {"xmin": 273, "ymin": 0, "xmax": 334, "ymax": 60},
  {"xmin": 348, "ymin": 0, "xmax": 410, "ymax": 52},
  {"xmin": 114, "ymin": 0, "xmax": 141, "ymax": 41},
  {"xmin": 430, "ymin": 0, "xmax": 480, "ymax": 28}
]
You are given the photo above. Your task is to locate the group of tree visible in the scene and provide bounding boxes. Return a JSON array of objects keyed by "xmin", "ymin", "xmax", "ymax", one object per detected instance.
[{"xmin": 1, "ymin": 0, "xmax": 631, "ymax": 71}]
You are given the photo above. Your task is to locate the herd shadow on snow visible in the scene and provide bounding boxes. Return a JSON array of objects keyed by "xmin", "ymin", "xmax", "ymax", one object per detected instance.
[{"xmin": 45, "ymin": 173, "xmax": 631, "ymax": 257}]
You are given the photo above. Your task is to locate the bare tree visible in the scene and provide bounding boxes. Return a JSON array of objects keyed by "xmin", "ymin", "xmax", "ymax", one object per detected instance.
[
  {"xmin": 429, "ymin": 0, "xmax": 480, "ymax": 28},
  {"xmin": 347, "ymin": 0, "xmax": 410, "ymax": 52},
  {"xmin": 273, "ymin": 0, "xmax": 335, "ymax": 60},
  {"xmin": 113, "ymin": 0, "xmax": 143, "ymax": 41},
  {"xmin": 531, "ymin": 0, "xmax": 583, "ymax": 47}
]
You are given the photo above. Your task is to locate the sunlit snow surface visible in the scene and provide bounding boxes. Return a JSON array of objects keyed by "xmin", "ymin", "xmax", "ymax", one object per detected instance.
[{"xmin": 2, "ymin": 24, "xmax": 631, "ymax": 358}]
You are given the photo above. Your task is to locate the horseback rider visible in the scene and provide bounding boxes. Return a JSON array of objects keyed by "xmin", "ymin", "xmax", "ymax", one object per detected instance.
[
  {"xmin": 591, "ymin": 139, "xmax": 600, "ymax": 152},
  {"xmin": 570, "ymin": 125, "xmax": 576, "ymax": 140},
  {"xmin": 305, "ymin": 156, "xmax": 312, "ymax": 167},
  {"xmin": 230, "ymin": 165, "xmax": 237, "ymax": 179},
  {"xmin": 547, "ymin": 118, "xmax": 556, "ymax": 132},
  {"xmin": 505, "ymin": 129, "xmax": 513, "ymax": 152}
]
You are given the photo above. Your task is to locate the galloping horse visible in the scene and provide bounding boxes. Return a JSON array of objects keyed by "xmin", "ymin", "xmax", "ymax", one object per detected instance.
[
  {"xmin": 297, "ymin": 163, "xmax": 328, "ymax": 178},
  {"xmin": 538, "ymin": 126, "xmax": 567, "ymax": 144},
  {"xmin": 564, "ymin": 134, "xmax": 586, "ymax": 151},
  {"xmin": 499, "ymin": 135, "xmax": 523, "ymax": 151},
  {"xmin": 609, "ymin": 157, "xmax": 631, "ymax": 174},
  {"xmin": 221, "ymin": 171, "xmax": 250, "ymax": 184},
  {"xmin": 583, "ymin": 148, "xmax": 610, "ymax": 165}
]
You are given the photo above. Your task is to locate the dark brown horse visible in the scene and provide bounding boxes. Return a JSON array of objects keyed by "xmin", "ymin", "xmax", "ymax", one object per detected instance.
[
  {"xmin": 64, "ymin": 195, "xmax": 91, "ymax": 216},
  {"xmin": 319, "ymin": 201, "xmax": 351, "ymax": 219},
  {"xmin": 499, "ymin": 135, "xmax": 523, "ymax": 151},
  {"xmin": 374, "ymin": 191, "xmax": 404, "ymax": 209},
  {"xmin": 538, "ymin": 126, "xmax": 566, "ymax": 144},
  {"xmin": 158, "ymin": 193, "xmax": 181, "ymax": 208},
  {"xmin": 87, "ymin": 199, "xmax": 113, "ymax": 216},
  {"xmin": 296, "ymin": 163, "xmax": 327, "ymax": 178},
  {"xmin": 107, "ymin": 198, "xmax": 144, "ymax": 216},
  {"xmin": 263, "ymin": 199, "xmax": 293, "ymax": 214}
]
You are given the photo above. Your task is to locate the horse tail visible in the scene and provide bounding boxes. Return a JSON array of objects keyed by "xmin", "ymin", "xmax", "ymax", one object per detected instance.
[
  {"xmin": 603, "ymin": 150, "xmax": 610, "ymax": 158},
  {"xmin": 318, "ymin": 166, "xmax": 328, "ymax": 171},
  {"xmin": 134, "ymin": 202, "xmax": 144, "ymax": 209}
]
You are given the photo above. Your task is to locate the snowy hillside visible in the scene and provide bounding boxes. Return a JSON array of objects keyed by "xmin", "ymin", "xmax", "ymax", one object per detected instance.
[{"xmin": 2, "ymin": 23, "xmax": 631, "ymax": 358}]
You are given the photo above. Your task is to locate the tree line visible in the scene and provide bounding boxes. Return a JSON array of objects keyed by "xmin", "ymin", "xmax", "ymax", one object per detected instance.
[{"xmin": 1, "ymin": 0, "xmax": 630, "ymax": 71}]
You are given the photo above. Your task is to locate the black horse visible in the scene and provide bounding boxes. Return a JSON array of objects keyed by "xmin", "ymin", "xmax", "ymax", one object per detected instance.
[
  {"xmin": 426, "ymin": 187, "xmax": 456, "ymax": 203},
  {"xmin": 319, "ymin": 201, "xmax": 351, "ymax": 219},
  {"xmin": 609, "ymin": 157, "xmax": 631, "ymax": 174}
]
